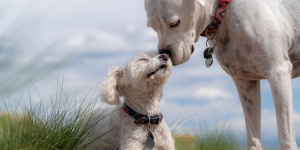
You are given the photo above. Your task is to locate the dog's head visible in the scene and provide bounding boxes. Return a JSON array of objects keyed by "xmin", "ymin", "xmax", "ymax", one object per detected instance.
[
  {"xmin": 145, "ymin": 0, "xmax": 213, "ymax": 65},
  {"xmin": 101, "ymin": 51, "xmax": 172, "ymax": 105}
]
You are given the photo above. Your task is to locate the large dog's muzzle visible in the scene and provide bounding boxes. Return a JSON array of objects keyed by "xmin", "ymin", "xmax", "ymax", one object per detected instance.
[{"xmin": 158, "ymin": 45, "xmax": 194, "ymax": 57}]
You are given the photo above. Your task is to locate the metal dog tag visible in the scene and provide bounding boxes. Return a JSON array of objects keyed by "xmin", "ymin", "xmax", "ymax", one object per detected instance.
[
  {"xmin": 203, "ymin": 47, "xmax": 214, "ymax": 68},
  {"xmin": 143, "ymin": 131, "xmax": 155, "ymax": 149},
  {"xmin": 205, "ymin": 57, "xmax": 213, "ymax": 68},
  {"xmin": 203, "ymin": 47, "xmax": 213, "ymax": 59}
]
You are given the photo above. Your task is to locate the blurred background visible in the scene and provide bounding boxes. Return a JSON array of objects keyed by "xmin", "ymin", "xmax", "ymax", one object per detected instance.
[{"xmin": 1, "ymin": 0, "xmax": 299, "ymax": 148}]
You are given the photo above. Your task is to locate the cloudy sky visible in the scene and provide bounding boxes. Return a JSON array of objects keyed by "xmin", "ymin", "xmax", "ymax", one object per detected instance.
[{"xmin": 1, "ymin": 0, "xmax": 300, "ymax": 147}]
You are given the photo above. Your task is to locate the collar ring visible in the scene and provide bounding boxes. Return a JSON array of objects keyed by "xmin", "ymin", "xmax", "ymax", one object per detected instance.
[{"xmin": 147, "ymin": 116, "xmax": 150, "ymax": 125}]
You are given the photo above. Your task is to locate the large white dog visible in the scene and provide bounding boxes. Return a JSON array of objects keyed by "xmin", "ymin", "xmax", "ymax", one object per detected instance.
[{"xmin": 144, "ymin": 0, "xmax": 300, "ymax": 150}]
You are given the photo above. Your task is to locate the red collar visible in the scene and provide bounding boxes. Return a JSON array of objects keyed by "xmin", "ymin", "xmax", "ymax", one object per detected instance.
[{"xmin": 200, "ymin": 0, "xmax": 231, "ymax": 37}]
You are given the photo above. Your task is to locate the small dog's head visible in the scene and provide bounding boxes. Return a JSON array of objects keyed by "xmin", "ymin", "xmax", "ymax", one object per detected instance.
[
  {"xmin": 144, "ymin": 0, "xmax": 212, "ymax": 65},
  {"xmin": 101, "ymin": 51, "xmax": 172, "ymax": 105}
]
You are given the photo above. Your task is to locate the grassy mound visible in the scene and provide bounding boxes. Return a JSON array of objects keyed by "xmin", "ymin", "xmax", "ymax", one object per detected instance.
[{"xmin": 0, "ymin": 88, "xmax": 111, "ymax": 150}]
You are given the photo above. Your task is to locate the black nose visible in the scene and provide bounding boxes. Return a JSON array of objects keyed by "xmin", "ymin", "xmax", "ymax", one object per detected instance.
[
  {"xmin": 158, "ymin": 49, "xmax": 170, "ymax": 56},
  {"xmin": 159, "ymin": 53, "xmax": 169, "ymax": 61},
  {"xmin": 191, "ymin": 45, "xmax": 194, "ymax": 54}
]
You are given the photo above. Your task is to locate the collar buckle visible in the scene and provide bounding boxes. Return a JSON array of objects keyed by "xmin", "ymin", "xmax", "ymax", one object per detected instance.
[{"xmin": 124, "ymin": 103, "xmax": 163, "ymax": 125}]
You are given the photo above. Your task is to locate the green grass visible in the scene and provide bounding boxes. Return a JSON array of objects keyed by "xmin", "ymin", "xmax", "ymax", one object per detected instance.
[
  {"xmin": 0, "ymin": 85, "xmax": 112, "ymax": 150},
  {"xmin": 171, "ymin": 115, "xmax": 279, "ymax": 150},
  {"xmin": 174, "ymin": 122, "xmax": 243, "ymax": 150}
]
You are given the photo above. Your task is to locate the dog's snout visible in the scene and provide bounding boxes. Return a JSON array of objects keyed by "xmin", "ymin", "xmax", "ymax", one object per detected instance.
[
  {"xmin": 158, "ymin": 49, "xmax": 171, "ymax": 56},
  {"xmin": 159, "ymin": 53, "xmax": 169, "ymax": 61}
]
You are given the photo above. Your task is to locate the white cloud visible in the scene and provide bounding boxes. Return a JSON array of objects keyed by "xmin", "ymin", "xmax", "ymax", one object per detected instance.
[
  {"xmin": 161, "ymin": 100, "xmax": 245, "ymax": 136},
  {"xmin": 193, "ymin": 87, "xmax": 233, "ymax": 99},
  {"xmin": 162, "ymin": 95, "xmax": 243, "ymax": 125},
  {"xmin": 64, "ymin": 30, "xmax": 129, "ymax": 51},
  {"xmin": 65, "ymin": 35, "xmax": 87, "ymax": 49}
]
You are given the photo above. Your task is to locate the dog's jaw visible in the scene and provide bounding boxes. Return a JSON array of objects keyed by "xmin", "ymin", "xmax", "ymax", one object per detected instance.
[
  {"xmin": 169, "ymin": 46, "xmax": 191, "ymax": 66},
  {"xmin": 147, "ymin": 64, "xmax": 168, "ymax": 78},
  {"xmin": 146, "ymin": 55, "xmax": 172, "ymax": 83}
]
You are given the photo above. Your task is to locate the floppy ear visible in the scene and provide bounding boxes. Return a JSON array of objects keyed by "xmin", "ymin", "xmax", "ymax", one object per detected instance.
[
  {"xmin": 101, "ymin": 67, "xmax": 123, "ymax": 105},
  {"xmin": 196, "ymin": 0, "xmax": 206, "ymax": 6}
]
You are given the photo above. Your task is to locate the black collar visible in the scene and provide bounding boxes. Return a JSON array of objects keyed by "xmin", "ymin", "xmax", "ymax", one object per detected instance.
[{"xmin": 123, "ymin": 103, "xmax": 163, "ymax": 125}]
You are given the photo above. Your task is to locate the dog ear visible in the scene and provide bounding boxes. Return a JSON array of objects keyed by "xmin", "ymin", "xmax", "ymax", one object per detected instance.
[
  {"xmin": 101, "ymin": 67, "xmax": 123, "ymax": 105},
  {"xmin": 196, "ymin": 0, "xmax": 206, "ymax": 6}
]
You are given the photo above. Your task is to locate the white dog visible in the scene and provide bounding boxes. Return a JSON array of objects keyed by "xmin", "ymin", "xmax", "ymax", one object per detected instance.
[
  {"xmin": 91, "ymin": 51, "xmax": 174, "ymax": 150},
  {"xmin": 145, "ymin": 0, "xmax": 300, "ymax": 150}
]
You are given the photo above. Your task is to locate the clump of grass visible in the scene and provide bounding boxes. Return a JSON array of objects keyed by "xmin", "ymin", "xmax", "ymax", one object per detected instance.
[
  {"xmin": 171, "ymin": 114, "xmax": 243, "ymax": 150},
  {"xmin": 170, "ymin": 113, "xmax": 199, "ymax": 149},
  {"xmin": 193, "ymin": 122, "xmax": 242, "ymax": 150},
  {"xmin": 0, "ymin": 84, "xmax": 112, "ymax": 150},
  {"xmin": 174, "ymin": 134, "xmax": 198, "ymax": 150},
  {"xmin": 174, "ymin": 124, "xmax": 243, "ymax": 150}
]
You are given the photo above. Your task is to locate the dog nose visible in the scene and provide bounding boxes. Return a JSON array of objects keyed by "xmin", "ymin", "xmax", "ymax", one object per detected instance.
[
  {"xmin": 158, "ymin": 49, "xmax": 170, "ymax": 56},
  {"xmin": 159, "ymin": 53, "xmax": 169, "ymax": 61}
]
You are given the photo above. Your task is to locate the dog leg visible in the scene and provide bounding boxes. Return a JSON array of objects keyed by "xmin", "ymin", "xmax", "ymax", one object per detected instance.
[
  {"xmin": 232, "ymin": 78, "xmax": 263, "ymax": 150},
  {"xmin": 119, "ymin": 125, "xmax": 146, "ymax": 150},
  {"xmin": 154, "ymin": 122, "xmax": 175, "ymax": 150},
  {"xmin": 266, "ymin": 66, "xmax": 298, "ymax": 150}
]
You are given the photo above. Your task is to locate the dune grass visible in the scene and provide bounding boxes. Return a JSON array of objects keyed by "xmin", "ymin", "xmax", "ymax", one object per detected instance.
[
  {"xmin": 172, "ymin": 118, "xmax": 280, "ymax": 150},
  {"xmin": 173, "ymin": 120, "xmax": 243, "ymax": 150},
  {"xmin": 0, "ymin": 85, "xmax": 112, "ymax": 150}
]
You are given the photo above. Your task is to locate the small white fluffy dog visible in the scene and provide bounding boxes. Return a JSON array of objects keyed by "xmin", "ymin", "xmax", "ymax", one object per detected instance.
[{"xmin": 92, "ymin": 51, "xmax": 175, "ymax": 150}]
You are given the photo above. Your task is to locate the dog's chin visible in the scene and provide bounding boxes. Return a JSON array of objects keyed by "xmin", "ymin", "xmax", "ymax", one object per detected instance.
[
  {"xmin": 147, "ymin": 64, "xmax": 170, "ymax": 79},
  {"xmin": 172, "ymin": 56, "xmax": 190, "ymax": 66},
  {"xmin": 170, "ymin": 48, "xmax": 191, "ymax": 66}
]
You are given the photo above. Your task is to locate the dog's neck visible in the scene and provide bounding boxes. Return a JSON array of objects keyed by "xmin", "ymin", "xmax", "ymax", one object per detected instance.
[
  {"xmin": 210, "ymin": 0, "xmax": 220, "ymax": 18},
  {"xmin": 204, "ymin": 0, "xmax": 220, "ymax": 28},
  {"xmin": 195, "ymin": 0, "xmax": 220, "ymax": 39},
  {"xmin": 123, "ymin": 86, "xmax": 163, "ymax": 116}
]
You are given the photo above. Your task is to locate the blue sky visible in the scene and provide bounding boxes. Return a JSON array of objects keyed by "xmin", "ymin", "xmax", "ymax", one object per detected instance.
[{"xmin": 1, "ymin": 0, "xmax": 300, "ymax": 148}]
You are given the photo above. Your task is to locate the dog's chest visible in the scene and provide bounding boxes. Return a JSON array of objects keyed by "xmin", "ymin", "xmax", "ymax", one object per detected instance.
[
  {"xmin": 213, "ymin": 45, "xmax": 266, "ymax": 80},
  {"xmin": 211, "ymin": 0, "xmax": 300, "ymax": 79}
]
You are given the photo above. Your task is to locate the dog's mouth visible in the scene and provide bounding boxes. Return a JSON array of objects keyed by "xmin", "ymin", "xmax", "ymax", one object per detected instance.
[{"xmin": 147, "ymin": 64, "xmax": 167, "ymax": 78}]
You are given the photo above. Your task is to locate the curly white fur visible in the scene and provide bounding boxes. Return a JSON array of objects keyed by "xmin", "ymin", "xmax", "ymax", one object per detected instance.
[{"xmin": 88, "ymin": 51, "xmax": 174, "ymax": 150}]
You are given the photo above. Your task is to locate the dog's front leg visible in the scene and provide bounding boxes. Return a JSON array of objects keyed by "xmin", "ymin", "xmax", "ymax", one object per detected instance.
[
  {"xmin": 232, "ymin": 78, "xmax": 263, "ymax": 150},
  {"xmin": 266, "ymin": 66, "xmax": 297, "ymax": 150},
  {"xmin": 119, "ymin": 126, "xmax": 146, "ymax": 150}
]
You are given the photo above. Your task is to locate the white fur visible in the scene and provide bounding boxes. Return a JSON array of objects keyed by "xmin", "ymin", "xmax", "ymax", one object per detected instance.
[
  {"xmin": 88, "ymin": 51, "xmax": 174, "ymax": 150},
  {"xmin": 197, "ymin": 0, "xmax": 206, "ymax": 6},
  {"xmin": 101, "ymin": 67, "xmax": 123, "ymax": 105},
  {"xmin": 145, "ymin": 0, "xmax": 300, "ymax": 149}
]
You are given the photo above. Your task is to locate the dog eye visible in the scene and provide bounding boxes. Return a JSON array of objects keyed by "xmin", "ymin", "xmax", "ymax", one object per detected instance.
[
  {"xmin": 139, "ymin": 59, "xmax": 149, "ymax": 62},
  {"xmin": 170, "ymin": 20, "xmax": 180, "ymax": 28}
]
